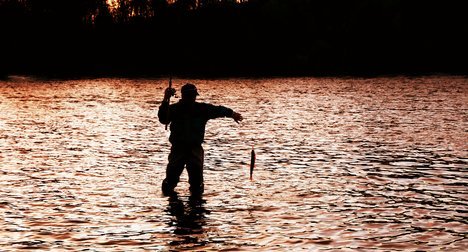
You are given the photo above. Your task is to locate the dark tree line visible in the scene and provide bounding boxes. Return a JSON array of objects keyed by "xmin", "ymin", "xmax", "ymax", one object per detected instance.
[{"xmin": 1, "ymin": 0, "xmax": 467, "ymax": 77}]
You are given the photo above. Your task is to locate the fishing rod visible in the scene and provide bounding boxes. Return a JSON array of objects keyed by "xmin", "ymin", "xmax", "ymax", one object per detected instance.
[{"xmin": 165, "ymin": 77, "xmax": 173, "ymax": 131}]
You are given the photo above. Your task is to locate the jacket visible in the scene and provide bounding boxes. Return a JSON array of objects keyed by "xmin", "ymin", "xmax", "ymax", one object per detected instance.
[{"xmin": 158, "ymin": 100, "xmax": 234, "ymax": 145}]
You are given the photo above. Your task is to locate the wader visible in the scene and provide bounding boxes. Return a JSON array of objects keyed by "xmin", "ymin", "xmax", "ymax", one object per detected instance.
[{"xmin": 162, "ymin": 144, "xmax": 204, "ymax": 195}]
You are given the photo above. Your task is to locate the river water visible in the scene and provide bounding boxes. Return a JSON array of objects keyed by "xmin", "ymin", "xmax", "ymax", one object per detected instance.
[{"xmin": 0, "ymin": 76, "xmax": 467, "ymax": 251}]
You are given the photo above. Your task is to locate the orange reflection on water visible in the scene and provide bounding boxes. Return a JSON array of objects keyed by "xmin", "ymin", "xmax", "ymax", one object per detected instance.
[{"xmin": 0, "ymin": 76, "xmax": 467, "ymax": 251}]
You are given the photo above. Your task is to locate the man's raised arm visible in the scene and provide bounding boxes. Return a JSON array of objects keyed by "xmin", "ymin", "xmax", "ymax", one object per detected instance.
[{"xmin": 158, "ymin": 88, "xmax": 175, "ymax": 125}]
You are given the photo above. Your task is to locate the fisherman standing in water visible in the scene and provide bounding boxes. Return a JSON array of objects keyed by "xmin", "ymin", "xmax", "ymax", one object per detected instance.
[{"xmin": 158, "ymin": 83, "xmax": 243, "ymax": 196}]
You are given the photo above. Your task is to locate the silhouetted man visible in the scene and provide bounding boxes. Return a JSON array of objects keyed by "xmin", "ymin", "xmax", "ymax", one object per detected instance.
[{"xmin": 158, "ymin": 83, "xmax": 243, "ymax": 196}]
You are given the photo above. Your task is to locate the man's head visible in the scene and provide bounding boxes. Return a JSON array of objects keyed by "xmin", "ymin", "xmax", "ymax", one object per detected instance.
[{"xmin": 181, "ymin": 83, "xmax": 199, "ymax": 102}]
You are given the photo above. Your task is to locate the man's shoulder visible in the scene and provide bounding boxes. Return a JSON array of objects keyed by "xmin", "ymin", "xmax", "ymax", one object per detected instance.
[
  {"xmin": 172, "ymin": 101, "xmax": 185, "ymax": 108},
  {"xmin": 195, "ymin": 102, "xmax": 214, "ymax": 108}
]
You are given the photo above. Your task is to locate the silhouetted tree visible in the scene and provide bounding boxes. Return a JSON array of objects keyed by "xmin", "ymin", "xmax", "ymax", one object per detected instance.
[
  {"xmin": 94, "ymin": 0, "xmax": 113, "ymax": 27},
  {"xmin": 174, "ymin": 0, "xmax": 196, "ymax": 11},
  {"xmin": 150, "ymin": 0, "xmax": 169, "ymax": 20},
  {"xmin": 1, "ymin": 0, "xmax": 467, "ymax": 77}
]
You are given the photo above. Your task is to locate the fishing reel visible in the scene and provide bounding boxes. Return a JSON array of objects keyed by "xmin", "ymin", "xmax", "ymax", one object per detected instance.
[
  {"xmin": 165, "ymin": 87, "xmax": 177, "ymax": 98},
  {"xmin": 169, "ymin": 87, "xmax": 176, "ymax": 97}
]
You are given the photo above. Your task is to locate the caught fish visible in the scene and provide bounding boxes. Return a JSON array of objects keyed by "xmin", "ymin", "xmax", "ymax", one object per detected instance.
[{"xmin": 250, "ymin": 146, "xmax": 255, "ymax": 180}]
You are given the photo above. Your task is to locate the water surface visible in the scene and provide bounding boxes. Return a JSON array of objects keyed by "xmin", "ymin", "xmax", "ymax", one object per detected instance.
[{"xmin": 0, "ymin": 76, "xmax": 467, "ymax": 251}]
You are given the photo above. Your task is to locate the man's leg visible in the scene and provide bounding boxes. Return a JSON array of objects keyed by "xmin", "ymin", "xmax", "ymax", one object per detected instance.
[
  {"xmin": 162, "ymin": 145, "xmax": 186, "ymax": 195},
  {"xmin": 186, "ymin": 145, "xmax": 204, "ymax": 196}
]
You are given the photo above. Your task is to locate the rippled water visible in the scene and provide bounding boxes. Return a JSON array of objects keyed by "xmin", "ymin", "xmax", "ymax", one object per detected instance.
[{"xmin": 0, "ymin": 76, "xmax": 467, "ymax": 251}]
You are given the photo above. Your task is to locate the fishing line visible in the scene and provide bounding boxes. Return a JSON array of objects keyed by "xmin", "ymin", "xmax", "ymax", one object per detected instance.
[
  {"xmin": 208, "ymin": 119, "xmax": 257, "ymax": 180},
  {"xmin": 239, "ymin": 120, "xmax": 257, "ymax": 181}
]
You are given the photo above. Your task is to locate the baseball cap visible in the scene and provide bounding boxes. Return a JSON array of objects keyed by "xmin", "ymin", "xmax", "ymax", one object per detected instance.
[{"xmin": 181, "ymin": 83, "xmax": 199, "ymax": 96}]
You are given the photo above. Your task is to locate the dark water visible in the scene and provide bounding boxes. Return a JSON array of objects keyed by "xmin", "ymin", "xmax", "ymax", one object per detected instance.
[{"xmin": 0, "ymin": 76, "xmax": 467, "ymax": 251}]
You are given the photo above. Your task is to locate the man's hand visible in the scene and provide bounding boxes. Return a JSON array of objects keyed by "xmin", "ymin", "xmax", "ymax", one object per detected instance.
[
  {"xmin": 164, "ymin": 87, "xmax": 176, "ymax": 101},
  {"xmin": 232, "ymin": 112, "xmax": 243, "ymax": 124}
]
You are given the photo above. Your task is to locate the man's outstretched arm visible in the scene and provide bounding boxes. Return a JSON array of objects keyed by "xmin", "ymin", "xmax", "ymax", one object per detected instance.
[
  {"xmin": 232, "ymin": 111, "xmax": 243, "ymax": 124},
  {"xmin": 206, "ymin": 104, "xmax": 243, "ymax": 123}
]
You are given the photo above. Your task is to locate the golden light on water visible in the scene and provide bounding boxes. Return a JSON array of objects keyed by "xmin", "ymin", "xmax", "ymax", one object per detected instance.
[{"xmin": 0, "ymin": 77, "xmax": 467, "ymax": 250}]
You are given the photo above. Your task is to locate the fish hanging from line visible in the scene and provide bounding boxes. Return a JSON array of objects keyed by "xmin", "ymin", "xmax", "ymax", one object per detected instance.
[{"xmin": 250, "ymin": 146, "xmax": 255, "ymax": 180}]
